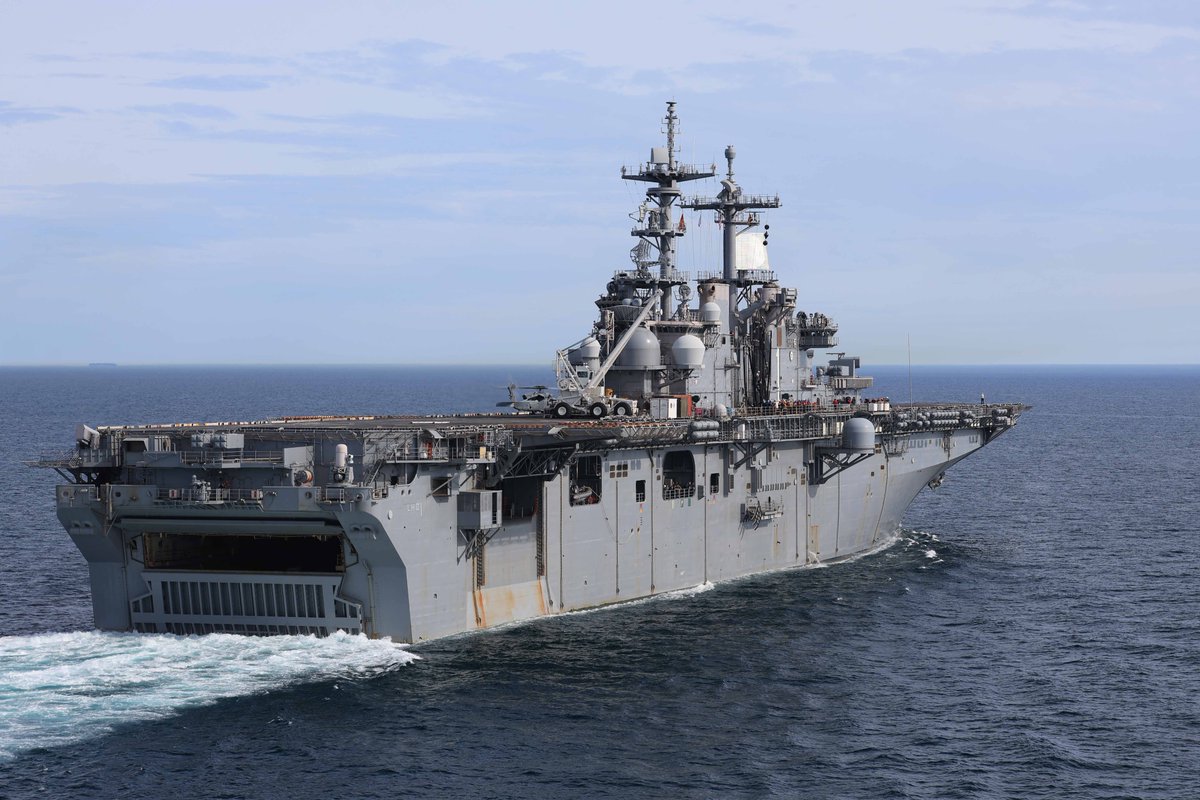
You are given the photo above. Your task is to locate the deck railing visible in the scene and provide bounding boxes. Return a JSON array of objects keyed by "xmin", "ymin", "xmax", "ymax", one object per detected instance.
[
  {"xmin": 178, "ymin": 450, "xmax": 285, "ymax": 466},
  {"xmin": 662, "ymin": 484, "xmax": 694, "ymax": 500}
]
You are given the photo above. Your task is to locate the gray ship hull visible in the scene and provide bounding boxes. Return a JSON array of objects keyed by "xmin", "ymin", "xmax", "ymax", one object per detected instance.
[{"xmin": 48, "ymin": 415, "xmax": 1011, "ymax": 643}]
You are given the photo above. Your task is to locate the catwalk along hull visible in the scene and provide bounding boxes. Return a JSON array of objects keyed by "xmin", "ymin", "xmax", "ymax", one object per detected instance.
[{"xmin": 45, "ymin": 412, "xmax": 1015, "ymax": 643}]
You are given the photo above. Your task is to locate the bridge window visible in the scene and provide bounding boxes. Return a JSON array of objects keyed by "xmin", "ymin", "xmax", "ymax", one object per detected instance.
[{"xmin": 662, "ymin": 451, "xmax": 695, "ymax": 500}]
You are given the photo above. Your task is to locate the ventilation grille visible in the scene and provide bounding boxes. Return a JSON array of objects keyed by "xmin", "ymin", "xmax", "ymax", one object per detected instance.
[{"xmin": 130, "ymin": 572, "xmax": 363, "ymax": 636}]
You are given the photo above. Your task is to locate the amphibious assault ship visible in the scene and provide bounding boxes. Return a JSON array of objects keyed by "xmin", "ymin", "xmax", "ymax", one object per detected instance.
[{"xmin": 33, "ymin": 104, "xmax": 1023, "ymax": 642}]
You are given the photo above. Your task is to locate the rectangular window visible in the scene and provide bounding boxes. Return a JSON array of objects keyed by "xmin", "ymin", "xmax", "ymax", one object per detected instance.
[
  {"xmin": 710, "ymin": 472, "xmax": 720, "ymax": 495},
  {"xmin": 635, "ymin": 480, "xmax": 646, "ymax": 503}
]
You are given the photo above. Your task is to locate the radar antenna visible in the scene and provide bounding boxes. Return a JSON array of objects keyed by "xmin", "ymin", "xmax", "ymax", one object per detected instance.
[
  {"xmin": 621, "ymin": 102, "xmax": 715, "ymax": 315},
  {"xmin": 683, "ymin": 144, "xmax": 781, "ymax": 281}
]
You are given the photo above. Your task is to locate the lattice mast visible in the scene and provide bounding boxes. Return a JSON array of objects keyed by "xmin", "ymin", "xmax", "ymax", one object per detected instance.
[
  {"xmin": 683, "ymin": 145, "xmax": 781, "ymax": 280},
  {"xmin": 621, "ymin": 102, "xmax": 714, "ymax": 315}
]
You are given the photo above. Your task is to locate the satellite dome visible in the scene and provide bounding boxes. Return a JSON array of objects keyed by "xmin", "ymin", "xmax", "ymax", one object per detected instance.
[
  {"xmin": 569, "ymin": 336, "xmax": 602, "ymax": 367},
  {"xmin": 617, "ymin": 327, "xmax": 661, "ymax": 368},
  {"xmin": 842, "ymin": 417, "xmax": 876, "ymax": 452},
  {"xmin": 670, "ymin": 334, "xmax": 705, "ymax": 369},
  {"xmin": 699, "ymin": 302, "xmax": 721, "ymax": 323}
]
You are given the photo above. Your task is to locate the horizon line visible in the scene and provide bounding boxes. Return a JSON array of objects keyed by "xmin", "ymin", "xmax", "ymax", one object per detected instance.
[{"xmin": 2, "ymin": 362, "xmax": 1199, "ymax": 369}]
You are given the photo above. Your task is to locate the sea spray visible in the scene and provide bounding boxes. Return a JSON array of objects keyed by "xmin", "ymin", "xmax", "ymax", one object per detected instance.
[{"xmin": 0, "ymin": 631, "xmax": 416, "ymax": 760}]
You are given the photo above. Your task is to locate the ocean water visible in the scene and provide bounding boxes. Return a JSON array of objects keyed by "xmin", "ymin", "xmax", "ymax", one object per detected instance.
[{"xmin": 1, "ymin": 364, "xmax": 1198, "ymax": 799}]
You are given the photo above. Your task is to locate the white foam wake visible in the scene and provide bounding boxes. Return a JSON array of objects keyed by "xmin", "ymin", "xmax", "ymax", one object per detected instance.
[{"xmin": 0, "ymin": 631, "xmax": 416, "ymax": 760}]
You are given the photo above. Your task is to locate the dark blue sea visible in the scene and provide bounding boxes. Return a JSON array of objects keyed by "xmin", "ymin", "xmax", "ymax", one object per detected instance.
[{"xmin": 1, "ymin": 364, "xmax": 1198, "ymax": 799}]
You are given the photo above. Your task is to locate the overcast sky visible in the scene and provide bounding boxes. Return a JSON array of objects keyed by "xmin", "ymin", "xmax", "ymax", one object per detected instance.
[{"xmin": 1, "ymin": 1, "xmax": 1197, "ymax": 365}]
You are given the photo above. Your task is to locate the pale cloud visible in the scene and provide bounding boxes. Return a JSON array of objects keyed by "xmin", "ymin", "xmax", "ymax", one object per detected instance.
[
  {"xmin": 131, "ymin": 50, "xmax": 276, "ymax": 66},
  {"xmin": 7, "ymin": 3, "xmax": 1197, "ymax": 83},
  {"xmin": 0, "ymin": 54, "xmax": 501, "ymax": 185},
  {"xmin": 706, "ymin": 17, "xmax": 795, "ymax": 38},
  {"xmin": 958, "ymin": 79, "xmax": 1164, "ymax": 110},
  {"xmin": 149, "ymin": 74, "xmax": 279, "ymax": 91},
  {"xmin": 0, "ymin": 1, "xmax": 1197, "ymax": 364},
  {"xmin": 129, "ymin": 103, "xmax": 237, "ymax": 120},
  {"xmin": 1, "ymin": 2, "xmax": 1193, "ymax": 190},
  {"xmin": 371, "ymin": 1, "xmax": 1199, "ymax": 63},
  {"xmin": 0, "ymin": 101, "xmax": 79, "ymax": 125}
]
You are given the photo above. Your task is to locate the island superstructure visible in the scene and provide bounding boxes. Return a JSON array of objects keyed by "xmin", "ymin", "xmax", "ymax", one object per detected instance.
[{"xmin": 33, "ymin": 104, "xmax": 1024, "ymax": 641}]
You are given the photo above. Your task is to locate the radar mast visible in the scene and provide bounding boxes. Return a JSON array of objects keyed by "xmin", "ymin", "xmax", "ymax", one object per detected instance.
[
  {"xmin": 684, "ymin": 144, "xmax": 781, "ymax": 281},
  {"xmin": 621, "ymin": 101, "xmax": 714, "ymax": 315}
]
